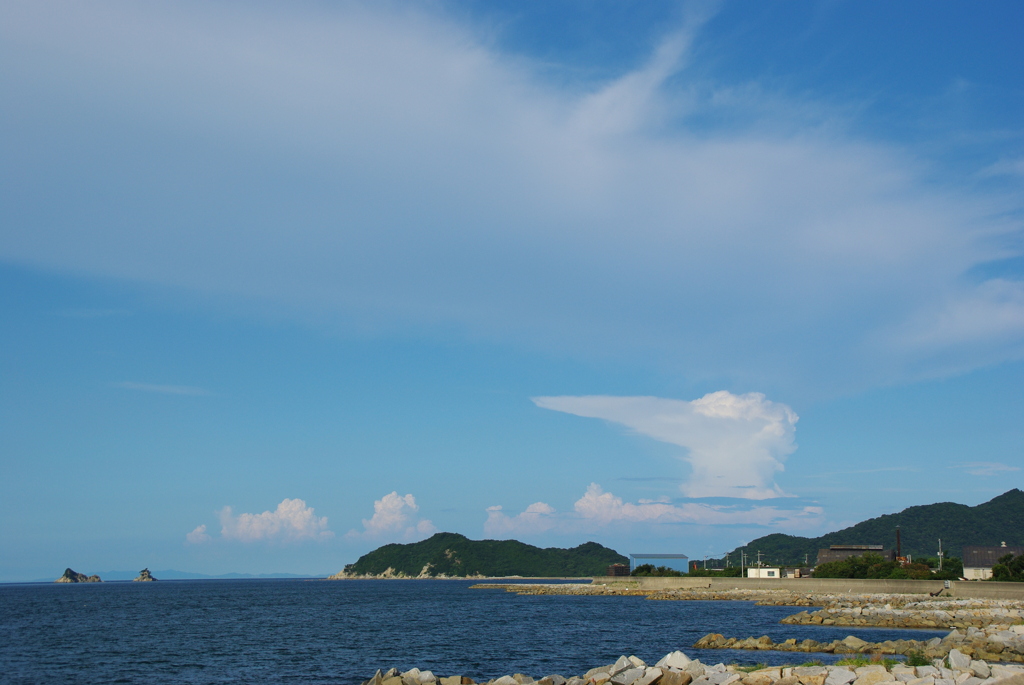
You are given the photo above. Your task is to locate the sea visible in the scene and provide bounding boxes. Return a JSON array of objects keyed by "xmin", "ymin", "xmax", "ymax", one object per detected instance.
[{"xmin": 0, "ymin": 579, "xmax": 947, "ymax": 685}]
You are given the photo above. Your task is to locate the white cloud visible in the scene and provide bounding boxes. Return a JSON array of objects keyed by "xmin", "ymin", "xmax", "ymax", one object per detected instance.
[
  {"xmin": 114, "ymin": 381, "xmax": 208, "ymax": 396},
  {"xmin": 484, "ymin": 502, "xmax": 557, "ymax": 537},
  {"xmin": 218, "ymin": 498, "xmax": 332, "ymax": 543},
  {"xmin": 534, "ymin": 391, "xmax": 798, "ymax": 499},
  {"xmin": 955, "ymin": 462, "xmax": 1022, "ymax": 477},
  {"xmin": 485, "ymin": 483, "xmax": 824, "ymax": 537},
  {"xmin": 346, "ymin": 492, "xmax": 437, "ymax": 541},
  {"xmin": 185, "ymin": 524, "xmax": 211, "ymax": 544},
  {"xmin": 0, "ymin": 2, "xmax": 1020, "ymax": 392},
  {"xmin": 885, "ymin": 279, "xmax": 1024, "ymax": 376}
]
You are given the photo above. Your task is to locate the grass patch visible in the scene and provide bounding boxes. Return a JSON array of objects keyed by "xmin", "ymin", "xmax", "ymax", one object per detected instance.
[{"xmin": 834, "ymin": 655, "xmax": 899, "ymax": 668}]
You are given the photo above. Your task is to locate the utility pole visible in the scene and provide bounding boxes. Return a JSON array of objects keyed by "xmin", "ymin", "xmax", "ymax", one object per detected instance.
[
  {"xmin": 704, "ymin": 556, "xmax": 708, "ymax": 570},
  {"xmin": 804, "ymin": 553, "xmax": 809, "ymax": 567},
  {"xmin": 938, "ymin": 539, "xmax": 943, "ymax": 571},
  {"xmin": 757, "ymin": 550, "xmax": 763, "ymax": 567},
  {"xmin": 741, "ymin": 551, "xmax": 746, "ymax": 577},
  {"xmin": 725, "ymin": 553, "xmax": 730, "ymax": 568}
]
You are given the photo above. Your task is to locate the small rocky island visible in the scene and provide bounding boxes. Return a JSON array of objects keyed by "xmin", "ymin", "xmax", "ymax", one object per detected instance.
[
  {"xmin": 133, "ymin": 568, "xmax": 157, "ymax": 582},
  {"xmin": 54, "ymin": 567, "xmax": 101, "ymax": 583}
]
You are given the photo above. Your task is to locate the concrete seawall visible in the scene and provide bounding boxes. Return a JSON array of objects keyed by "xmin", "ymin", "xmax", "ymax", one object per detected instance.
[{"xmin": 590, "ymin": 577, "xmax": 1024, "ymax": 599}]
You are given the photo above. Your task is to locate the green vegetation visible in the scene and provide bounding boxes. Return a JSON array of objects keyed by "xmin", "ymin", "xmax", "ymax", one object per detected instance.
[
  {"xmin": 344, "ymin": 532, "xmax": 627, "ymax": 577},
  {"xmin": 812, "ymin": 553, "xmax": 933, "ymax": 579},
  {"xmin": 915, "ymin": 555, "xmax": 964, "ymax": 580},
  {"xmin": 991, "ymin": 553, "xmax": 1024, "ymax": 582},
  {"xmin": 835, "ymin": 656, "xmax": 899, "ymax": 668},
  {"xmin": 630, "ymin": 564, "xmax": 684, "ymax": 577},
  {"xmin": 719, "ymin": 489, "xmax": 1024, "ymax": 566},
  {"xmin": 905, "ymin": 651, "xmax": 930, "ymax": 667}
]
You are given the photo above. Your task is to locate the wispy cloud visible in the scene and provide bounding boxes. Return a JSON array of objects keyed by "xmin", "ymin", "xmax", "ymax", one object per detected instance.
[
  {"xmin": 1, "ymin": 2, "xmax": 1020, "ymax": 393},
  {"xmin": 216, "ymin": 498, "xmax": 333, "ymax": 543},
  {"xmin": 534, "ymin": 392, "xmax": 798, "ymax": 499},
  {"xmin": 113, "ymin": 381, "xmax": 209, "ymax": 396},
  {"xmin": 953, "ymin": 462, "xmax": 1022, "ymax": 477},
  {"xmin": 484, "ymin": 483, "xmax": 824, "ymax": 538},
  {"xmin": 345, "ymin": 492, "xmax": 436, "ymax": 541}
]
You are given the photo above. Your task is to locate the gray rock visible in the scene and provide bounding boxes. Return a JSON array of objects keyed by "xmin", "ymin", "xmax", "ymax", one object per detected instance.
[
  {"xmin": 916, "ymin": 669, "xmax": 939, "ymax": 678},
  {"xmin": 969, "ymin": 663, "xmax": 989, "ymax": 679},
  {"xmin": 634, "ymin": 669, "xmax": 662, "ymax": 685},
  {"xmin": 933, "ymin": 679, "xmax": 954, "ymax": 685},
  {"xmin": 611, "ymin": 658, "xmax": 634, "ymax": 676},
  {"xmin": 418, "ymin": 671, "xmax": 436, "ymax": 684},
  {"xmin": 567, "ymin": 678, "xmax": 587, "ymax": 685},
  {"xmin": 611, "ymin": 668, "xmax": 644, "ymax": 685},
  {"xmin": 825, "ymin": 668, "xmax": 856, "ymax": 685},
  {"xmin": 795, "ymin": 668, "xmax": 828, "ymax": 678},
  {"xmin": 948, "ymin": 651, "xmax": 971, "ymax": 671},
  {"xmin": 684, "ymin": 664, "xmax": 705, "ymax": 678},
  {"xmin": 494, "ymin": 677, "xmax": 518, "ymax": 685},
  {"xmin": 659, "ymin": 671, "xmax": 692, "ymax": 685},
  {"xmin": 629, "ymin": 658, "xmax": 648, "ymax": 670},
  {"xmin": 586, "ymin": 668, "xmax": 612, "ymax": 681},
  {"xmin": 512, "ymin": 676, "xmax": 533, "ymax": 685},
  {"xmin": 704, "ymin": 674, "xmax": 739, "ymax": 685},
  {"xmin": 894, "ymin": 675, "xmax": 915, "ymax": 683},
  {"xmin": 657, "ymin": 654, "xmax": 693, "ymax": 671},
  {"xmin": 906, "ymin": 678, "xmax": 934, "ymax": 685}
]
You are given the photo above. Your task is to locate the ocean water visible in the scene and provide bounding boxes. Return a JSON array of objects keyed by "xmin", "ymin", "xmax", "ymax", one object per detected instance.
[{"xmin": 0, "ymin": 579, "xmax": 946, "ymax": 685}]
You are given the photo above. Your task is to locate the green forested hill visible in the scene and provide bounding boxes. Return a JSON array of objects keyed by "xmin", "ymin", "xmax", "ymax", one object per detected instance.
[
  {"xmin": 342, "ymin": 532, "xmax": 628, "ymax": 577},
  {"xmin": 723, "ymin": 489, "xmax": 1024, "ymax": 567}
]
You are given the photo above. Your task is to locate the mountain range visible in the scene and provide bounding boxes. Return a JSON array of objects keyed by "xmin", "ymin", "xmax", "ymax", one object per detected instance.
[{"xmin": 721, "ymin": 488, "xmax": 1024, "ymax": 567}]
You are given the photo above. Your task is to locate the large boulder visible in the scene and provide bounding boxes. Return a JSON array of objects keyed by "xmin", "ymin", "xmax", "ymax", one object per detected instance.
[
  {"xmin": 659, "ymin": 672, "xmax": 692, "ymax": 685},
  {"xmin": 948, "ymin": 650, "xmax": 971, "ymax": 670},
  {"xmin": 657, "ymin": 653, "xmax": 693, "ymax": 671}
]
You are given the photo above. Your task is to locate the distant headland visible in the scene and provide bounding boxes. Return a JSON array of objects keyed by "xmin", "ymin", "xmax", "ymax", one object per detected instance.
[{"xmin": 330, "ymin": 532, "xmax": 627, "ymax": 579}]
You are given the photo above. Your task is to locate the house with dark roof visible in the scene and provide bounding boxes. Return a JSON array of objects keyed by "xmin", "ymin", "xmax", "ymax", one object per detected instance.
[
  {"xmin": 962, "ymin": 543, "xmax": 1024, "ymax": 579},
  {"xmin": 816, "ymin": 545, "xmax": 895, "ymax": 567}
]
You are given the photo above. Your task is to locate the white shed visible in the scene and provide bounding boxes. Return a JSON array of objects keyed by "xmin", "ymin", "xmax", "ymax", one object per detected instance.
[{"xmin": 747, "ymin": 567, "xmax": 781, "ymax": 579}]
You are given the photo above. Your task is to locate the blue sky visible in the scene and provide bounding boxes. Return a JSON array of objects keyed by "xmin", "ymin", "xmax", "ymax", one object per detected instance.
[{"xmin": 1, "ymin": 1, "xmax": 1023, "ymax": 582}]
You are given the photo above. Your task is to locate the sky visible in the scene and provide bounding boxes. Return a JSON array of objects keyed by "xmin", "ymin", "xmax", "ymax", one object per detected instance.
[{"xmin": 1, "ymin": 0, "xmax": 1023, "ymax": 582}]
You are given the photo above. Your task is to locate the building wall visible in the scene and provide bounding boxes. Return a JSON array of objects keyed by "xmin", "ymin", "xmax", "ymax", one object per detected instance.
[
  {"xmin": 629, "ymin": 555, "xmax": 689, "ymax": 573},
  {"xmin": 747, "ymin": 568, "xmax": 781, "ymax": 578},
  {"xmin": 964, "ymin": 567, "xmax": 993, "ymax": 580}
]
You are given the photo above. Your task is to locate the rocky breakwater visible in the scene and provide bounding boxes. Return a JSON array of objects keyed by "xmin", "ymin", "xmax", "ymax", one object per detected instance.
[
  {"xmin": 363, "ymin": 652, "xmax": 760, "ymax": 685},
  {"xmin": 360, "ymin": 652, "xmax": 1024, "ymax": 685},
  {"xmin": 55, "ymin": 567, "xmax": 101, "ymax": 583},
  {"xmin": 694, "ymin": 625, "xmax": 1024, "ymax": 662},
  {"xmin": 471, "ymin": 583, "xmax": 649, "ymax": 597},
  {"xmin": 781, "ymin": 599, "xmax": 1024, "ymax": 630},
  {"xmin": 647, "ymin": 589, "xmax": 825, "ymax": 607}
]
